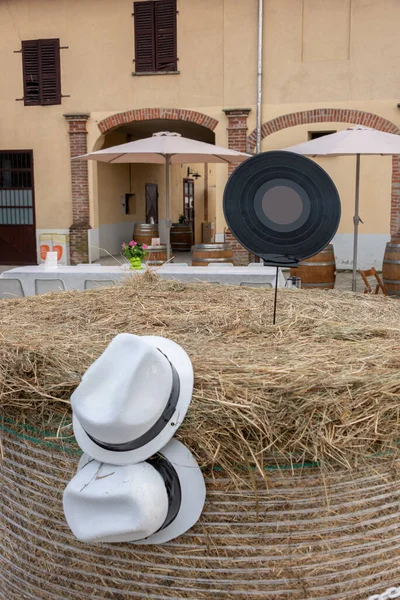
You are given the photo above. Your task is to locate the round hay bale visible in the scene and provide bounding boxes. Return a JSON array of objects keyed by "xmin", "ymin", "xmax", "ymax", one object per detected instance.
[
  {"xmin": 1, "ymin": 276, "xmax": 400, "ymax": 598},
  {"xmin": 2, "ymin": 420, "xmax": 400, "ymax": 600}
]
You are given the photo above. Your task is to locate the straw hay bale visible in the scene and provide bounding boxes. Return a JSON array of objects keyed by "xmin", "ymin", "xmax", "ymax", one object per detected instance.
[
  {"xmin": 0, "ymin": 273, "xmax": 399, "ymax": 472},
  {"xmin": 2, "ymin": 426, "xmax": 400, "ymax": 599},
  {"xmin": 1, "ymin": 274, "xmax": 400, "ymax": 599}
]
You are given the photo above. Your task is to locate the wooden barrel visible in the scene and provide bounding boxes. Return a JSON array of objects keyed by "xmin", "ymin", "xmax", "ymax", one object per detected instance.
[
  {"xmin": 192, "ymin": 243, "xmax": 233, "ymax": 266},
  {"xmin": 144, "ymin": 245, "xmax": 168, "ymax": 266},
  {"xmin": 382, "ymin": 242, "xmax": 400, "ymax": 296},
  {"xmin": 133, "ymin": 223, "xmax": 159, "ymax": 246},
  {"xmin": 290, "ymin": 244, "xmax": 336, "ymax": 289},
  {"xmin": 170, "ymin": 223, "xmax": 193, "ymax": 251}
]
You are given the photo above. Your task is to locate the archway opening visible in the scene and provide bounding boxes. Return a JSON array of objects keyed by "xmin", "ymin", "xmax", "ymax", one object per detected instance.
[
  {"xmin": 248, "ymin": 109, "xmax": 398, "ymax": 270},
  {"xmin": 92, "ymin": 119, "xmax": 217, "ymax": 261}
]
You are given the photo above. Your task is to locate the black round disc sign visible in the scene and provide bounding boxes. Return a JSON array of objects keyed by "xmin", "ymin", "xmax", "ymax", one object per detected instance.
[{"xmin": 223, "ymin": 151, "xmax": 341, "ymax": 266}]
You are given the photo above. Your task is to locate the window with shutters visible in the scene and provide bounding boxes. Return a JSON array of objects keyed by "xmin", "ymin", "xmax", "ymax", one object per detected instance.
[
  {"xmin": 21, "ymin": 39, "xmax": 61, "ymax": 106},
  {"xmin": 134, "ymin": 0, "xmax": 177, "ymax": 73}
]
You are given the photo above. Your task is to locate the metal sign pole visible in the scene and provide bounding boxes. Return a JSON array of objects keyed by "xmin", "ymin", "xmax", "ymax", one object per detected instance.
[{"xmin": 273, "ymin": 267, "xmax": 279, "ymax": 325}]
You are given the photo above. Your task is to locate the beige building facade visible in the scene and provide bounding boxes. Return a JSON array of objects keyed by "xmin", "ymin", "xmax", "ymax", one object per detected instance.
[{"xmin": 1, "ymin": 0, "xmax": 400, "ymax": 267}]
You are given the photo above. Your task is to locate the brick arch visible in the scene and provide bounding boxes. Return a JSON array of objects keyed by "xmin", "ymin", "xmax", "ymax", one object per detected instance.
[
  {"xmin": 97, "ymin": 108, "xmax": 218, "ymax": 135},
  {"xmin": 247, "ymin": 108, "xmax": 400, "ymax": 240},
  {"xmin": 247, "ymin": 108, "xmax": 400, "ymax": 149}
]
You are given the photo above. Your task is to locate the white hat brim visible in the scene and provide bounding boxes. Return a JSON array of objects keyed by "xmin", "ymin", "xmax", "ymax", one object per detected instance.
[
  {"xmin": 73, "ymin": 336, "xmax": 193, "ymax": 465},
  {"xmin": 134, "ymin": 438, "xmax": 206, "ymax": 544}
]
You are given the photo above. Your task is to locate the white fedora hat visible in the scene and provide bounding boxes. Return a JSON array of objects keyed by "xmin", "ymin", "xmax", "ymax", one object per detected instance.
[
  {"xmin": 71, "ymin": 333, "xmax": 193, "ymax": 465},
  {"xmin": 63, "ymin": 439, "xmax": 206, "ymax": 544}
]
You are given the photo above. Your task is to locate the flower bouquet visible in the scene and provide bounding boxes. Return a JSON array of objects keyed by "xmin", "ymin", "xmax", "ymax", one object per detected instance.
[{"xmin": 121, "ymin": 240, "xmax": 148, "ymax": 270}]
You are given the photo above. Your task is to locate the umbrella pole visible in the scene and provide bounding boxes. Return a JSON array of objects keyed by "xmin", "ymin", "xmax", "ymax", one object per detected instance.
[
  {"xmin": 352, "ymin": 154, "xmax": 361, "ymax": 292},
  {"xmin": 165, "ymin": 155, "xmax": 171, "ymax": 261}
]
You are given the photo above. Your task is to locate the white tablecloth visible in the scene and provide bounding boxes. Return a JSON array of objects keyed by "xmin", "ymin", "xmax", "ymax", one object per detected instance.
[{"xmin": 0, "ymin": 264, "xmax": 286, "ymax": 297}]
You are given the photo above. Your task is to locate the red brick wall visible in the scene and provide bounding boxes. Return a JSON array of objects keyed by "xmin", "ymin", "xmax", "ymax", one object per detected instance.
[
  {"xmin": 248, "ymin": 108, "xmax": 400, "ymax": 242},
  {"xmin": 392, "ymin": 155, "xmax": 400, "ymax": 242},
  {"xmin": 224, "ymin": 229, "xmax": 253, "ymax": 266},
  {"xmin": 98, "ymin": 108, "xmax": 219, "ymax": 135},
  {"xmin": 223, "ymin": 109, "xmax": 252, "ymax": 264},
  {"xmin": 64, "ymin": 114, "xmax": 90, "ymax": 265},
  {"xmin": 223, "ymin": 108, "xmax": 251, "ymax": 176}
]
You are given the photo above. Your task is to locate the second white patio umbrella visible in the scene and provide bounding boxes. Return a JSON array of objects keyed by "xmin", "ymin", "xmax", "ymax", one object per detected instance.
[
  {"xmin": 285, "ymin": 126, "xmax": 400, "ymax": 291},
  {"xmin": 77, "ymin": 132, "xmax": 250, "ymax": 260}
]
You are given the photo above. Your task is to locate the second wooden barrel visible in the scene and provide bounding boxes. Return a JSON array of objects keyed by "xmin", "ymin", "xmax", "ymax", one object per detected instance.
[
  {"xmin": 382, "ymin": 242, "xmax": 400, "ymax": 296},
  {"xmin": 290, "ymin": 244, "xmax": 336, "ymax": 289},
  {"xmin": 133, "ymin": 223, "xmax": 159, "ymax": 246},
  {"xmin": 144, "ymin": 245, "xmax": 168, "ymax": 266},
  {"xmin": 192, "ymin": 243, "xmax": 233, "ymax": 266},
  {"xmin": 170, "ymin": 223, "xmax": 193, "ymax": 251}
]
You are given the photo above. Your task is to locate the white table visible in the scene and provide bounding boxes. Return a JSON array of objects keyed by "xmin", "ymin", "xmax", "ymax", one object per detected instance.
[
  {"xmin": 0, "ymin": 264, "xmax": 286, "ymax": 297},
  {"xmin": 156, "ymin": 265, "xmax": 286, "ymax": 287}
]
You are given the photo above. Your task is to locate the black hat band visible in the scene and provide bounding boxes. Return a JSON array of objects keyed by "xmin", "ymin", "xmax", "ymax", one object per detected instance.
[{"xmin": 146, "ymin": 454, "xmax": 182, "ymax": 533}]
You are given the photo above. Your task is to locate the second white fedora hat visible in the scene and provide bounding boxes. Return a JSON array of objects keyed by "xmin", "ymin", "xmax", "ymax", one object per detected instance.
[
  {"xmin": 64, "ymin": 459, "xmax": 169, "ymax": 543},
  {"xmin": 64, "ymin": 439, "xmax": 206, "ymax": 544},
  {"xmin": 71, "ymin": 333, "xmax": 193, "ymax": 465}
]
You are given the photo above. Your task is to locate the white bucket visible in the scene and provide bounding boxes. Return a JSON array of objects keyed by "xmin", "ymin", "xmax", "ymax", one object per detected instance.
[{"xmin": 44, "ymin": 252, "xmax": 59, "ymax": 270}]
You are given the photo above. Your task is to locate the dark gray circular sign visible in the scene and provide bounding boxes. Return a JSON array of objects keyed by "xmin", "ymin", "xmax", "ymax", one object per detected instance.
[
  {"xmin": 254, "ymin": 179, "xmax": 311, "ymax": 232},
  {"xmin": 223, "ymin": 151, "xmax": 341, "ymax": 266}
]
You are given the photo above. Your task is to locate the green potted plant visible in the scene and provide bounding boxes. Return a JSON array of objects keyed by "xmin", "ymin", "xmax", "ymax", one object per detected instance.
[
  {"xmin": 121, "ymin": 240, "xmax": 148, "ymax": 270},
  {"xmin": 178, "ymin": 214, "xmax": 187, "ymax": 224}
]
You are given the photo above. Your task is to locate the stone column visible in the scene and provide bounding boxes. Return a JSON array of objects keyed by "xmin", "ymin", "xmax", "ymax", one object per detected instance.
[
  {"xmin": 223, "ymin": 108, "xmax": 251, "ymax": 174},
  {"xmin": 223, "ymin": 108, "xmax": 252, "ymax": 265},
  {"xmin": 391, "ymin": 155, "xmax": 400, "ymax": 241},
  {"xmin": 64, "ymin": 114, "xmax": 91, "ymax": 265}
]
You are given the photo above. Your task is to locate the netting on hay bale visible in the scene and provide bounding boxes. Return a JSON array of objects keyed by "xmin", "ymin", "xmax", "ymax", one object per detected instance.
[{"xmin": 1, "ymin": 273, "xmax": 400, "ymax": 599}]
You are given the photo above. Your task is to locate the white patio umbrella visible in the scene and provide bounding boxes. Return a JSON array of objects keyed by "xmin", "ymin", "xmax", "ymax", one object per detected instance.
[
  {"xmin": 76, "ymin": 132, "xmax": 250, "ymax": 260},
  {"xmin": 284, "ymin": 126, "xmax": 400, "ymax": 291}
]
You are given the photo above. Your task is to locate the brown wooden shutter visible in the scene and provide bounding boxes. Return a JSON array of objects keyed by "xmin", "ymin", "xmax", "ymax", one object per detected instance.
[
  {"xmin": 155, "ymin": 0, "xmax": 177, "ymax": 71},
  {"xmin": 134, "ymin": 1, "xmax": 155, "ymax": 73},
  {"xmin": 22, "ymin": 39, "xmax": 61, "ymax": 106},
  {"xmin": 39, "ymin": 39, "xmax": 61, "ymax": 105},
  {"xmin": 22, "ymin": 41, "xmax": 40, "ymax": 106}
]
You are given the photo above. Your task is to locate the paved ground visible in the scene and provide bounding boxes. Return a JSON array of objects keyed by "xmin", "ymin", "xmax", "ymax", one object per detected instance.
[{"xmin": 0, "ymin": 256, "xmax": 357, "ymax": 291}]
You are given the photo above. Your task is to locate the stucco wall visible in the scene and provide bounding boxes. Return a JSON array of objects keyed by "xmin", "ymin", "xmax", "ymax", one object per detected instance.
[
  {"xmin": 96, "ymin": 152, "xmax": 215, "ymax": 254},
  {"xmin": 4, "ymin": 0, "xmax": 400, "ymax": 111},
  {"xmin": 260, "ymin": 121, "xmax": 392, "ymax": 236},
  {"xmin": 1, "ymin": 0, "xmax": 400, "ymax": 264}
]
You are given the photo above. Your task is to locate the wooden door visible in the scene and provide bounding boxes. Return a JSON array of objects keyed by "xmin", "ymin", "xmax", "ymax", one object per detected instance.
[
  {"xmin": 0, "ymin": 151, "xmax": 37, "ymax": 265},
  {"xmin": 183, "ymin": 178, "xmax": 195, "ymax": 233},
  {"xmin": 145, "ymin": 183, "xmax": 158, "ymax": 223}
]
